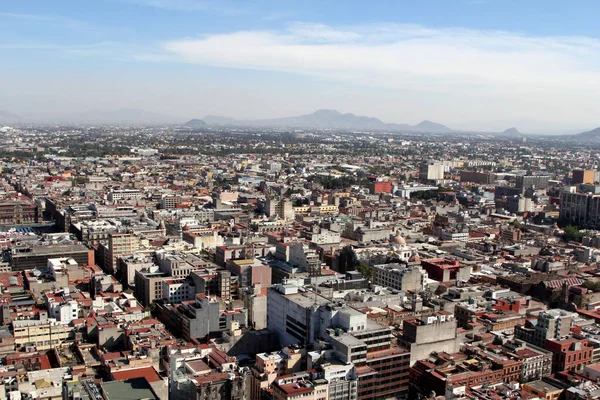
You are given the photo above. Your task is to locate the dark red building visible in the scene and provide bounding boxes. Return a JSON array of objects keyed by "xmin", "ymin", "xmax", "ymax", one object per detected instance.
[
  {"xmin": 545, "ymin": 337, "xmax": 592, "ymax": 372},
  {"xmin": 370, "ymin": 181, "xmax": 393, "ymax": 194}
]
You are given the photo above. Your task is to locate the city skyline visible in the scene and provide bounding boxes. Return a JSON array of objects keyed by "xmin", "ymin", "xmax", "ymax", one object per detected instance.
[{"xmin": 2, "ymin": 0, "xmax": 600, "ymax": 133}]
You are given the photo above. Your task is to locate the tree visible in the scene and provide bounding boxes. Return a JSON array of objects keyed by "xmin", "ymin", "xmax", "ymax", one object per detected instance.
[
  {"xmin": 356, "ymin": 263, "xmax": 373, "ymax": 280},
  {"xmin": 563, "ymin": 225, "xmax": 584, "ymax": 242},
  {"xmin": 338, "ymin": 246, "xmax": 359, "ymax": 273}
]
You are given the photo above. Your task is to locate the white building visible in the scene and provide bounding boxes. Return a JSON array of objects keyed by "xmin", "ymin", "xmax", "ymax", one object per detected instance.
[
  {"xmin": 161, "ymin": 278, "xmax": 195, "ymax": 304},
  {"xmin": 45, "ymin": 288, "xmax": 79, "ymax": 325}
]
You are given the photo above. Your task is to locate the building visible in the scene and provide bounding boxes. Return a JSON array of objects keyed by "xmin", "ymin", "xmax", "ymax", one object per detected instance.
[
  {"xmin": 158, "ymin": 294, "xmax": 247, "ymax": 341},
  {"xmin": 160, "ymin": 195, "xmax": 183, "ymax": 209},
  {"xmin": 162, "ymin": 278, "xmax": 195, "ymax": 304},
  {"xmin": 45, "ymin": 288, "xmax": 79, "ymax": 325},
  {"xmin": 507, "ymin": 343, "xmax": 553, "ymax": 381},
  {"xmin": 419, "ymin": 163, "xmax": 445, "ymax": 182},
  {"xmin": 12, "ymin": 315, "xmax": 73, "ymax": 350},
  {"xmin": 546, "ymin": 337, "xmax": 593, "ymax": 372},
  {"xmin": 134, "ymin": 266, "xmax": 168, "ymax": 307},
  {"xmin": 573, "ymin": 169, "xmax": 596, "ymax": 185},
  {"xmin": 107, "ymin": 189, "xmax": 143, "ymax": 203},
  {"xmin": 267, "ymin": 285, "xmax": 331, "ymax": 347},
  {"xmin": 372, "ymin": 263, "xmax": 427, "ymax": 292},
  {"xmin": 515, "ymin": 309, "xmax": 574, "ymax": 348},
  {"xmin": 522, "ymin": 380, "xmax": 563, "ymax": 400},
  {"xmin": 399, "ymin": 312, "xmax": 460, "ymax": 365},
  {"xmin": 516, "ymin": 175, "xmax": 551, "ymax": 191},
  {"xmin": 559, "ymin": 191, "xmax": 600, "ymax": 229},
  {"xmin": 0, "ymin": 198, "xmax": 38, "ymax": 225},
  {"xmin": 10, "ymin": 243, "xmax": 94, "ymax": 272},
  {"xmin": 266, "ymin": 197, "xmax": 295, "ymax": 221},
  {"xmin": 420, "ymin": 258, "xmax": 470, "ymax": 283},
  {"xmin": 370, "ymin": 181, "xmax": 393, "ymax": 194},
  {"xmin": 459, "ymin": 171, "xmax": 496, "ymax": 184},
  {"xmin": 105, "ymin": 232, "xmax": 139, "ymax": 274}
]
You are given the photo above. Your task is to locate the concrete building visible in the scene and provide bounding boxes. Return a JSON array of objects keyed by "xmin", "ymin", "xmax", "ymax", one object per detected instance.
[
  {"xmin": 10, "ymin": 243, "xmax": 94, "ymax": 272},
  {"xmin": 459, "ymin": 171, "xmax": 496, "ymax": 184},
  {"xmin": 105, "ymin": 232, "xmax": 139, "ymax": 274},
  {"xmin": 399, "ymin": 312, "xmax": 460, "ymax": 365},
  {"xmin": 266, "ymin": 197, "xmax": 295, "ymax": 221},
  {"xmin": 160, "ymin": 195, "xmax": 182, "ymax": 209},
  {"xmin": 12, "ymin": 315, "xmax": 73, "ymax": 350},
  {"xmin": 372, "ymin": 263, "xmax": 427, "ymax": 292},
  {"xmin": 134, "ymin": 266, "xmax": 168, "ymax": 307},
  {"xmin": 516, "ymin": 175, "xmax": 550, "ymax": 191},
  {"xmin": 162, "ymin": 278, "xmax": 195, "ymax": 304},
  {"xmin": 267, "ymin": 285, "xmax": 331, "ymax": 347},
  {"xmin": 573, "ymin": 169, "xmax": 596, "ymax": 185},
  {"xmin": 559, "ymin": 191, "xmax": 600, "ymax": 228},
  {"xmin": 159, "ymin": 294, "xmax": 247, "ymax": 341},
  {"xmin": 107, "ymin": 189, "xmax": 143, "ymax": 203},
  {"xmin": 419, "ymin": 163, "xmax": 445, "ymax": 182},
  {"xmin": 45, "ymin": 288, "xmax": 79, "ymax": 325},
  {"xmin": 420, "ymin": 258, "xmax": 470, "ymax": 283},
  {"xmin": 515, "ymin": 309, "xmax": 574, "ymax": 348}
]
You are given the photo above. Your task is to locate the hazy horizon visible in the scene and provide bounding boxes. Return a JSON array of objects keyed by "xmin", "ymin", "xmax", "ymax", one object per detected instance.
[{"xmin": 2, "ymin": 0, "xmax": 600, "ymax": 133}]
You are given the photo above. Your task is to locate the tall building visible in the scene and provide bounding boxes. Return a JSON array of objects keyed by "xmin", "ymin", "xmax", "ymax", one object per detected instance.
[
  {"xmin": 267, "ymin": 285, "xmax": 411, "ymax": 399},
  {"xmin": 459, "ymin": 171, "xmax": 496, "ymax": 184},
  {"xmin": 266, "ymin": 197, "xmax": 295, "ymax": 221},
  {"xmin": 559, "ymin": 191, "xmax": 600, "ymax": 228},
  {"xmin": 515, "ymin": 175, "xmax": 550, "ymax": 191},
  {"xmin": 105, "ymin": 232, "xmax": 139, "ymax": 274},
  {"xmin": 515, "ymin": 309, "xmax": 575, "ymax": 348},
  {"xmin": 419, "ymin": 163, "xmax": 444, "ymax": 182},
  {"xmin": 573, "ymin": 169, "xmax": 596, "ymax": 185},
  {"xmin": 134, "ymin": 266, "xmax": 168, "ymax": 307}
]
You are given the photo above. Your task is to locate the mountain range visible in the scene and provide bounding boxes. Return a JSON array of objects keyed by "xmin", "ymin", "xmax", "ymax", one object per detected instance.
[
  {"xmin": 0, "ymin": 110, "xmax": 22, "ymax": 123},
  {"xmin": 198, "ymin": 109, "xmax": 454, "ymax": 132},
  {"xmin": 2, "ymin": 107, "xmax": 599, "ymax": 139},
  {"xmin": 575, "ymin": 127, "xmax": 600, "ymax": 139}
]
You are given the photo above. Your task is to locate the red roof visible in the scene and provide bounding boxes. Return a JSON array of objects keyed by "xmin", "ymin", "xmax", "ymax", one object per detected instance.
[{"xmin": 111, "ymin": 366, "xmax": 161, "ymax": 383}]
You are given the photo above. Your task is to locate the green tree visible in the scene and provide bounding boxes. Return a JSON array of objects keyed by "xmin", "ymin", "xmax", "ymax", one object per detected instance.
[{"xmin": 563, "ymin": 225, "xmax": 584, "ymax": 242}]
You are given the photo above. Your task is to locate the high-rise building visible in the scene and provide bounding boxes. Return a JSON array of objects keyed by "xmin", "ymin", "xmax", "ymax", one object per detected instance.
[
  {"xmin": 559, "ymin": 191, "xmax": 600, "ymax": 228},
  {"xmin": 105, "ymin": 232, "xmax": 139, "ymax": 274},
  {"xmin": 515, "ymin": 175, "xmax": 550, "ymax": 191},
  {"xmin": 572, "ymin": 169, "xmax": 596, "ymax": 185},
  {"xmin": 515, "ymin": 309, "xmax": 575, "ymax": 348},
  {"xmin": 419, "ymin": 163, "xmax": 444, "ymax": 182}
]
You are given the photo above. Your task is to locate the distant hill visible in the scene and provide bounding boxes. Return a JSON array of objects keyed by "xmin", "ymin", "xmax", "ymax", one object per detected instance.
[
  {"xmin": 413, "ymin": 120, "xmax": 453, "ymax": 133},
  {"xmin": 575, "ymin": 127, "xmax": 600, "ymax": 139},
  {"xmin": 203, "ymin": 115, "xmax": 241, "ymax": 125},
  {"xmin": 193, "ymin": 109, "xmax": 453, "ymax": 132},
  {"xmin": 0, "ymin": 110, "xmax": 22, "ymax": 123},
  {"xmin": 184, "ymin": 119, "xmax": 208, "ymax": 128},
  {"xmin": 499, "ymin": 127, "xmax": 523, "ymax": 136}
]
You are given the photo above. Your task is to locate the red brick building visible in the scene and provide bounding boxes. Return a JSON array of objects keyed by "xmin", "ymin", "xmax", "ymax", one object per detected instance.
[
  {"xmin": 545, "ymin": 338, "xmax": 592, "ymax": 373},
  {"xmin": 370, "ymin": 181, "xmax": 393, "ymax": 194}
]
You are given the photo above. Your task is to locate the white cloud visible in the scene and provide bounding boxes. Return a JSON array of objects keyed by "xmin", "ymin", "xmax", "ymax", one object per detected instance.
[{"xmin": 159, "ymin": 23, "xmax": 600, "ymax": 96}]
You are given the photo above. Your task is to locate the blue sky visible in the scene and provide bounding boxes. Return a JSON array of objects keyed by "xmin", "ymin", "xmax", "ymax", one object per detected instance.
[{"xmin": 1, "ymin": 0, "xmax": 600, "ymax": 132}]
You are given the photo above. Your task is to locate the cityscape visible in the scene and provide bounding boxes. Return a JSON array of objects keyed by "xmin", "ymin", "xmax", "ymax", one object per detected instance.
[{"xmin": 3, "ymin": 1, "xmax": 600, "ymax": 400}]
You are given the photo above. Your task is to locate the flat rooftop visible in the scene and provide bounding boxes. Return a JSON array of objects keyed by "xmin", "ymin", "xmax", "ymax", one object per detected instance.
[{"xmin": 101, "ymin": 378, "xmax": 159, "ymax": 400}]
